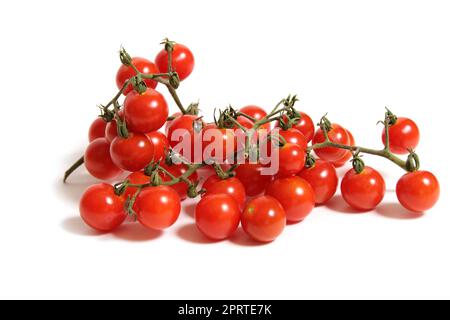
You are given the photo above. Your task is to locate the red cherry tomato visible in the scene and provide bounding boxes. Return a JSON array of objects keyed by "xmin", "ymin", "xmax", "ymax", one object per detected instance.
[
  {"xmin": 201, "ymin": 124, "xmax": 238, "ymax": 162},
  {"xmin": 277, "ymin": 112, "xmax": 315, "ymax": 142},
  {"xmin": 155, "ymin": 44, "xmax": 195, "ymax": 81},
  {"xmin": 242, "ymin": 196, "xmax": 286, "ymax": 242},
  {"xmin": 195, "ymin": 194, "xmax": 241, "ymax": 240},
  {"xmin": 277, "ymin": 143, "xmax": 306, "ymax": 177},
  {"xmin": 276, "ymin": 127, "xmax": 308, "ymax": 150},
  {"xmin": 88, "ymin": 118, "xmax": 107, "ymax": 142},
  {"xmin": 312, "ymin": 124, "xmax": 349, "ymax": 162},
  {"xmin": 145, "ymin": 131, "xmax": 169, "ymax": 162},
  {"xmin": 239, "ymin": 105, "xmax": 270, "ymax": 130},
  {"xmin": 165, "ymin": 112, "xmax": 182, "ymax": 135},
  {"xmin": 135, "ymin": 185, "xmax": 181, "ymax": 230},
  {"xmin": 160, "ymin": 163, "xmax": 199, "ymax": 201},
  {"xmin": 110, "ymin": 133, "xmax": 154, "ymax": 172},
  {"xmin": 341, "ymin": 167, "xmax": 386, "ymax": 211},
  {"xmin": 298, "ymin": 160, "xmax": 338, "ymax": 204},
  {"xmin": 235, "ymin": 163, "xmax": 273, "ymax": 197},
  {"xmin": 79, "ymin": 183, "xmax": 126, "ymax": 232},
  {"xmin": 123, "ymin": 88, "xmax": 168, "ymax": 133},
  {"xmin": 123, "ymin": 171, "xmax": 149, "ymax": 200},
  {"xmin": 396, "ymin": 171, "xmax": 440, "ymax": 212},
  {"xmin": 202, "ymin": 176, "xmax": 246, "ymax": 210},
  {"xmin": 84, "ymin": 138, "xmax": 122, "ymax": 180},
  {"xmin": 333, "ymin": 130, "xmax": 355, "ymax": 168},
  {"xmin": 167, "ymin": 115, "xmax": 205, "ymax": 162},
  {"xmin": 116, "ymin": 57, "xmax": 159, "ymax": 96},
  {"xmin": 382, "ymin": 117, "xmax": 420, "ymax": 155},
  {"xmin": 265, "ymin": 176, "xmax": 315, "ymax": 223}
]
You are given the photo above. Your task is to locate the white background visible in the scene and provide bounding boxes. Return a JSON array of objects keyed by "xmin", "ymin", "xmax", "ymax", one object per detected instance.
[{"xmin": 0, "ymin": 0, "xmax": 449, "ymax": 300}]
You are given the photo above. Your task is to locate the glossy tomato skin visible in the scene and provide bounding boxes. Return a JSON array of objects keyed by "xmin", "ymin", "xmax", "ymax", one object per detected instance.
[
  {"xmin": 312, "ymin": 124, "xmax": 349, "ymax": 162},
  {"xmin": 265, "ymin": 176, "xmax": 315, "ymax": 223},
  {"xmin": 123, "ymin": 88, "xmax": 169, "ymax": 133},
  {"xmin": 145, "ymin": 131, "xmax": 169, "ymax": 162},
  {"xmin": 277, "ymin": 143, "xmax": 306, "ymax": 177},
  {"xmin": 160, "ymin": 163, "xmax": 199, "ymax": 201},
  {"xmin": 195, "ymin": 194, "xmax": 241, "ymax": 240},
  {"xmin": 333, "ymin": 130, "xmax": 355, "ymax": 168},
  {"xmin": 298, "ymin": 160, "xmax": 338, "ymax": 204},
  {"xmin": 116, "ymin": 57, "xmax": 159, "ymax": 96},
  {"xmin": 110, "ymin": 133, "xmax": 154, "ymax": 172},
  {"xmin": 84, "ymin": 138, "xmax": 122, "ymax": 180},
  {"xmin": 135, "ymin": 185, "xmax": 181, "ymax": 230},
  {"xmin": 242, "ymin": 196, "xmax": 286, "ymax": 242},
  {"xmin": 396, "ymin": 171, "xmax": 440, "ymax": 212},
  {"xmin": 123, "ymin": 171, "xmax": 149, "ymax": 200},
  {"xmin": 202, "ymin": 176, "xmax": 246, "ymax": 210},
  {"xmin": 201, "ymin": 124, "xmax": 238, "ymax": 162},
  {"xmin": 88, "ymin": 118, "xmax": 107, "ymax": 142},
  {"xmin": 79, "ymin": 183, "xmax": 126, "ymax": 232},
  {"xmin": 167, "ymin": 114, "xmax": 204, "ymax": 148},
  {"xmin": 235, "ymin": 163, "xmax": 273, "ymax": 197},
  {"xmin": 277, "ymin": 112, "xmax": 315, "ymax": 142},
  {"xmin": 155, "ymin": 44, "xmax": 195, "ymax": 81},
  {"xmin": 165, "ymin": 112, "xmax": 182, "ymax": 135},
  {"xmin": 341, "ymin": 167, "xmax": 386, "ymax": 211},
  {"xmin": 168, "ymin": 115, "xmax": 205, "ymax": 162},
  {"xmin": 239, "ymin": 105, "xmax": 270, "ymax": 130},
  {"xmin": 382, "ymin": 117, "xmax": 420, "ymax": 155}
]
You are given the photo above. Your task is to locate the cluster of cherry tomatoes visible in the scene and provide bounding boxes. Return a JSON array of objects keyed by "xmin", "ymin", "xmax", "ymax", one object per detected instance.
[{"xmin": 72, "ymin": 40, "xmax": 440, "ymax": 243}]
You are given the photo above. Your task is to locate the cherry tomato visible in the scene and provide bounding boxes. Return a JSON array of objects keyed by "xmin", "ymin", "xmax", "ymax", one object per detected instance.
[
  {"xmin": 84, "ymin": 138, "xmax": 122, "ymax": 180},
  {"xmin": 265, "ymin": 176, "xmax": 315, "ymax": 223},
  {"xmin": 88, "ymin": 118, "xmax": 107, "ymax": 142},
  {"xmin": 341, "ymin": 167, "xmax": 386, "ymax": 211},
  {"xmin": 160, "ymin": 163, "xmax": 199, "ymax": 201},
  {"xmin": 235, "ymin": 163, "xmax": 273, "ymax": 197},
  {"xmin": 396, "ymin": 171, "xmax": 440, "ymax": 212},
  {"xmin": 165, "ymin": 112, "xmax": 182, "ymax": 135},
  {"xmin": 135, "ymin": 185, "xmax": 181, "ymax": 230},
  {"xmin": 79, "ymin": 183, "xmax": 126, "ymax": 232},
  {"xmin": 146, "ymin": 131, "xmax": 169, "ymax": 162},
  {"xmin": 123, "ymin": 88, "xmax": 168, "ymax": 133},
  {"xmin": 312, "ymin": 124, "xmax": 349, "ymax": 162},
  {"xmin": 155, "ymin": 43, "xmax": 195, "ymax": 81},
  {"xmin": 202, "ymin": 176, "xmax": 246, "ymax": 210},
  {"xmin": 201, "ymin": 124, "xmax": 237, "ymax": 162},
  {"xmin": 116, "ymin": 57, "xmax": 159, "ymax": 96},
  {"xmin": 110, "ymin": 133, "xmax": 154, "ymax": 172},
  {"xmin": 382, "ymin": 117, "xmax": 420, "ymax": 155},
  {"xmin": 123, "ymin": 171, "xmax": 149, "ymax": 201},
  {"xmin": 298, "ymin": 160, "xmax": 338, "ymax": 204},
  {"xmin": 167, "ymin": 115, "xmax": 205, "ymax": 162},
  {"xmin": 333, "ymin": 129, "xmax": 355, "ymax": 168},
  {"xmin": 242, "ymin": 196, "xmax": 286, "ymax": 242},
  {"xmin": 239, "ymin": 105, "xmax": 270, "ymax": 130},
  {"xmin": 277, "ymin": 143, "xmax": 306, "ymax": 177},
  {"xmin": 277, "ymin": 112, "xmax": 315, "ymax": 142},
  {"xmin": 276, "ymin": 127, "xmax": 308, "ymax": 150},
  {"xmin": 195, "ymin": 194, "xmax": 241, "ymax": 240}
]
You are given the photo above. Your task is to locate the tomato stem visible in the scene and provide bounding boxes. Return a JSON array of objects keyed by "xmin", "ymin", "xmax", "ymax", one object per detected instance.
[{"xmin": 63, "ymin": 156, "xmax": 84, "ymax": 183}]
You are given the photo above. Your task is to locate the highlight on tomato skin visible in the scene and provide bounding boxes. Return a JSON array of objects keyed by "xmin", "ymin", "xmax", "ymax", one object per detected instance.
[
  {"xmin": 396, "ymin": 171, "xmax": 440, "ymax": 213},
  {"xmin": 298, "ymin": 160, "xmax": 338, "ymax": 205},
  {"xmin": 382, "ymin": 117, "xmax": 420, "ymax": 155},
  {"xmin": 116, "ymin": 57, "xmax": 159, "ymax": 95}
]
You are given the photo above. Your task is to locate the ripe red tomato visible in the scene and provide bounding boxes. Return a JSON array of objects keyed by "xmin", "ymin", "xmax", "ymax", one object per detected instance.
[
  {"xmin": 160, "ymin": 163, "xmax": 199, "ymax": 201},
  {"xmin": 312, "ymin": 124, "xmax": 349, "ymax": 162},
  {"xmin": 110, "ymin": 133, "xmax": 154, "ymax": 172},
  {"xmin": 202, "ymin": 176, "xmax": 246, "ymax": 210},
  {"xmin": 88, "ymin": 118, "xmax": 107, "ymax": 142},
  {"xmin": 396, "ymin": 171, "xmax": 440, "ymax": 212},
  {"xmin": 84, "ymin": 138, "xmax": 122, "ymax": 180},
  {"xmin": 123, "ymin": 88, "xmax": 168, "ymax": 133},
  {"xmin": 235, "ymin": 163, "xmax": 273, "ymax": 197},
  {"xmin": 276, "ymin": 127, "xmax": 308, "ymax": 150},
  {"xmin": 155, "ymin": 44, "xmax": 195, "ymax": 81},
  {"xmin": 201, "ymin": 124, "xmax": 238, "ymax": 162},
  {"xmin": 341, "ymin": 167, "xmax": 386, "ymax": 211},
  {"xmin": 165, "ymin": 112, "xmax": 182, "ymax": 135},
  {"xmin": 167, "ymin": 115, "xmax": 205, "ymax": 162},
  {"xmin": 298, "ymin": 160, "xmax": 338, "ymax": 204},
  {"xmin": 242, "ymin": 196, "xmax": 286, "ymax": 242},
  {"xmin": 195, "ymin": 194, "xmax": 241, "ymax": 240},
  {"xmin": 239, "ymin": 105, "xmax": 270, "ymax": 130},
  {"xmin": 277, "ymin": 112, "xmax": 315, "ymax": 142},
  {"xmin": 116, "ymin": 57, "xmax": 159, "ymax": 96},
  {"xmin": 79, "ymin": 183, "xmax": 126, "ymax": 232},
  {"xmin": 265, "ymin": 176, "xmax": 315, "ymax": 223},
  {"xmin": 277, "ymin": 143, "xmax": 306, "ymax": 177},
  {"xmin": 145, "ymin": 131, "xmax": 169, "ymax": 162},
  {"xmin": 135, "ymin": 185, "xmax": 181, "ymax": 230},
  {"xmin": 382, "ymin": 117, "xmax": 420, "ymax": 155},
  {"xmin": 123, "ymin": 171, "xmax": 149, "ymax": 200},
  {"xmin": 333, "ymin": 129, "xmax": 355, "ymax": 168}
]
